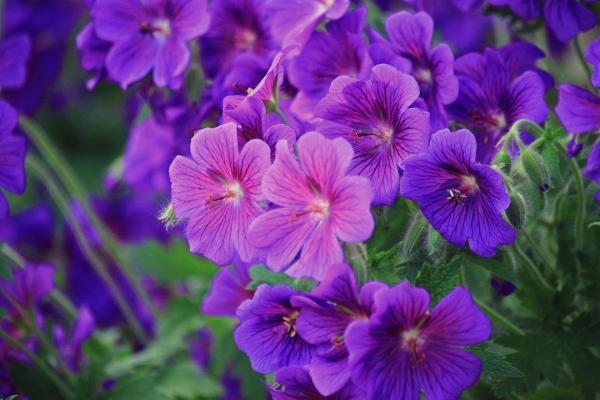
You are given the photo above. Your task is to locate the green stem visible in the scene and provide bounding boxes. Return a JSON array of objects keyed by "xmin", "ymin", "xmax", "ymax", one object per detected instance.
[
  {"xmin": 473, "ymin": 298, "xmax": 525, "ymax": 336},
  {"xmin": 521, "ymin": 230, "xmax": 555, "ymax": 272},
  {"xmin": 558, "ymin": 143, "xmax": 586, "ymax": 252},
  {"xmin": 512, "ymin": 241, "xmax": 554, "ymax": 295},
  {"xmin": 273, "ymin": 102, "xmax": 288, "ymax": 125},
  {"xmin": 502, "ymin": 119, "xmax": 545, "ymax": 152},
  {"xmin": 0, "ymin": 243, "xmax": 26, "ymax": 267},
  {"xmin": 27, "ymin": 155, "xmax": 149, "ymax": 344},
  {"xmin": 0, "ymin": 328, "xmax": 76, "ymax": 400},
  {"xmin": 19, "ymin": 116, "xmax": 157, "ymax": 318},
  {"xmin": 574, "ymin": 36, "xmax": 594, "ymax": 88}
]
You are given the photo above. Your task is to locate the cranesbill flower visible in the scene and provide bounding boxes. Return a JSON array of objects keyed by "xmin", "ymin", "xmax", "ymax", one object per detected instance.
[
  {"xmin": 53, "ymin": 306, "xmax": 95, "ymax": 372},
  {"xmin": 583, "ymin": 141, "xmax": 600, "ymax": 202},
  {"xmin": 288, "ymin": 8, "xmax": 371, "ymax": 120},
  {"xmin": 315, "ymin": 64, "xmax": 430, "ymax": 205},
  {"xmin": 555, "ymin": 84, "xmax": 600, "ymax": 134},
  {"xmin": 169, "ymin": 122, "xmax": 271, "ymax": 265},
  {"xmin": 190, "ymin": 328, "xmax": 213, "ymax": 370},
  {"xmin": 223, "ymin": 95, "xmax": 296, "ymax": 152},
  {"xmin": 201, "ymin": 0, "xmax": 274, "ymax": 79},
  {"xmin": 247, "ymin": 132, "xmax": 374, "ymax": 280},
  {"xmin": 76, "ymin": 22, "xmax": 111, "ymax": 90},
  {"xmin": 0, "ymin": 34, "xmax": 31, "ymax": 90},
  {"xmin": 400, "ymin": 128, "xmax": 516, "ymax": 257},
  {"xmin": 448, "ymin": 48, "xmax": 548, "ymax": 163},
  {"xmin": 269, "ymin": 366, "xmax": 365, "ymax": 399},
  {"xmin": 0, "ymin": 101, "xmax": 27, "ymax": 218},
  {"xmin": 234, "ymin": 284, "xmax": 321, "ymax": 374},
  {"xmin": 92, "ymin": 0, "xmax": 210, "ymax": 89},
  {"xmin": 0, "ymin": 203, "xmax": 54, "ymax": 260},
  {"xmin": 345, "ymin": 283, "xmax": 491, "ymax": 400},
  {"xmin": 202, "ymin": 261, "xmax": 254, "ymax": 317},
  {"xmin": 497, "ymin": 41, "xmax": 554, "ymax": 91},
  {"xmin": 291, "ymin": 264, "xmax": 386, "ymax": 396},
  {"xmin": 266, "ymin": 0, "xmax": 350, "ymax": 50},
  {"xmin": 585, "ymin": 37, "xmax": 600, "ymax": 88},
  {"xmin": 370, "ymin": 11, "xmax": 458, "ymax": 130}
]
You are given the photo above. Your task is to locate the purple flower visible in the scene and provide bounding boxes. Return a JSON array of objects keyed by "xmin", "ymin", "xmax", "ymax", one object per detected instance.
[
  {"xmin": 53, "ymin": 306, "xmax": 95, "ymax": 372},
  {"xmin": 586, "ymin": 37, "xmax": 600, "ymax": 88},
  {"xmin": 0, "ymin": 203, "xmax": 55, "ymax": 260},
  {"xmin": 190, "ymin": 328, "xmax": 213, "ymax": 370},
  {"xmin": 269, "ymin": 366, "xmax": 364, "ymax": 399},
  {"xmin": 583, "ymin": 141, "xmax": 600, "ymax": 202},
  {"xmin": 555, "ymin": 84, "xmax": 600, "ymax": 134},
  {"xmin": 200, "ymin": 0, "xmax": 274, "ymax": 79},
  {"xmin": 169, "ymin": 122, "xmax": 271, "ymax": 265},
  {"xmin": 490, "ymin": 277, "xmax": 516, "ymax": 297},
  {"xmin": 449, "ymin": 48, "xmax": 549, "ymax": 163},
  {"xmin": 315, "ymin": 64, "xmax": 430, "ymax": 205},
  {"xmin": 92, "ymin": 0, "xmax": 210, "ymax": 89},
  {"xmin": 76, "ymin": 22, "xmax": 112, "ymax": 90},
  {"xmin": 0, "ymin": 102, "xmax": 27, "ymax": 218},
  {"xmin": 288, "ymin": 8, "xmax": 372, "ymax": 120},
  {"xmin": 345, "ymin": 283, "xmax": 491, "ymax": 400},
  {"xmin": 400, "ymin": 128, "xmax": 516, "ymax": 257},
  {"xmin": 202, "ymin": 261, "xmax": 253, "ymax": 317},
  {"xmin": 370, "ymin": 11, "xmax": 458, "ymax": 130},
  {"xmin": 223, "ymin": 95, "xmax": 296, "ymax": 153},
  {"xmin": 291, "ymin": 264, "xmax": 386, "ymax": 396},
  {"xmin": 234, "ymin": 284, "xmax": 321, "ymax": 374},
  {"xmin": 0, "ymin": 34, "xmax": 31, "ymax": 90},
  {"xmin": 266, "ymin": 0, "xmax": 350, "ymax": 50},
  {"xmin": 247, "ymin": 132, "xmax": 374, "ymax": 280},
  {"xmin": 497, "ymin": 41, "xmax": 554, "ymax": 91}
]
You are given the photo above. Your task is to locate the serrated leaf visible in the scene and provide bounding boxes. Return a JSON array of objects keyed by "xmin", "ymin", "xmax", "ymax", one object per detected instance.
[
  {"xmin": 415, "ymin": 255, "xmax": 462, "ymax": 303},
  {"xmin": 469, "ymin": 344, "xmax": 524, "ymax": 383},
  {"xmin": 247, "ymin": 265, "xmax": 316, "ymax": 292},
  {"xmin": 156, "ymin": 360, "xmax": 223, "ymax": 399}
]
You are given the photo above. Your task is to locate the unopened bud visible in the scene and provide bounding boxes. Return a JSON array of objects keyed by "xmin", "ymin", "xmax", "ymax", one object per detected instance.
[
  {"xmin": 520, "ymin": 148, "xmax": 549, "ymax": 190},
  {"xmin": 506, "ymin": 191, "xmax": 528, "ymax": 229},
  {"xmin": 493, "ymin": 149, "xmax": 512, "ymax": 173}
]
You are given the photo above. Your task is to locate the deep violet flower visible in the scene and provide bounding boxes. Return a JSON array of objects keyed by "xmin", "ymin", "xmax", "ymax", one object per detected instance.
[
  {"xmin": 266, "ymin": 0, "xmax": 350, "ymax": 50},
  {"xmin": 315, "ymin": 64, "xmax": 430, "ymax": 205},
  {"xmin": 369, "ymin": 11, "xmax": 458, "ymax": 130},
  {"xmin": 201, "ymin": 261, "xmax": 253, "ymax": 317},
  {"xmin": 585, "ymin": 37, "xmax": 600, "ymax": 88},
  {"xmin": 489, "ymin": 0, "xmax": 596, "ymax": 43},
  {"xmin": 291, "ymin": 264, "xmax": 386, "ymax": 396},
  {"xmin": 53, "ymin": 306, "xmax": 95, "ymax": 372},
  {"xmin": 0, "ymin": 101, "xmax": 27, "ymax": 218},
  {"xmin": 92, "ymin": 0, "xmax": 210, "ymax": 89},
  {"xmin": 200, "ymin": 0, "xmax": 274, "ymax": 79},
  {"xmin": 490, "ymin": 277, "xmax": 516, "ymax": 297},
  {"xmin": 269, "ymin": 366, "xmax": 365, "ymax": 399},
  {"xmin": 582, "ymin": 141, "xmax": 600, "ymax": 202},
  {"xmin": 76, "ymin": 22, "xmax": 112, "ymax": 90},
  {"xmin": 190, "ymin": 328, "xmax": 213, "ymax": 370},
  {"xmin": 223, "ymin": 95, "xmax": 296, "ymax": 152},
  {"xmin": 169, "ymin": 122, "xmax": 271, "ymax": 265},
  {"xmin": 0, "ymin": 34, "xmax": 31, "ymax": 90},
  {"xmin": 400, "ymin": 128, "xmax": 516, "ymax": 257},
  {"xmin": 0, "ymin": 203, "xmax": 55, "ymax": 260},
  {"xmin": 247, "ymin": 132, "xmax": 374, "ymax": 280},
  {"xmin": 555, "ymin": 84, "xmax": 600, "ymax": 134},
  {"xmin": 288, "ymin": 8, "xmax": 371, "ymax": 120},
  {"xmin": 448, "ymin": 48, "xmax": 548, "ymax": 163},
  {"xmin": 234, "ymin": 284, "xmax": 321, "ymax": 374},
  {"xmin": 345, "ymin": 283, "xmax": 491, "ymax": 400}
]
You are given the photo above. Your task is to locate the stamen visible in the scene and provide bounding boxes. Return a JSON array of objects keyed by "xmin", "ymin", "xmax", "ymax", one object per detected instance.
[{"xmin": 282, "ymin": 310, "xmax": 299, "ymax": 337}]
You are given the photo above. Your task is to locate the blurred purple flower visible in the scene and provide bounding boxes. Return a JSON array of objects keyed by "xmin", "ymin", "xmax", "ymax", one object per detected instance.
[
  {"xmin": 248, "ymin": 132, "xmax": 374, "ymax": 280},
  {"xmin": 291, "ymin": 264, "xmax": 386, "ymax": 396},
  {"xmin": 76, "ymin": 22, "xmax": 111, "ymax": 90},
  {"xmin": 449, "ymin": 48, "xmax": 548, "ymax": 163},
  {"xmin": 234, "ymin": 284, "xmax": 322, "ymax": 374},
  {"xmin": 169, "ymin": 122, "xmax": 271, "ymax": 265},
  {"xmin": 0, "ymin": 34, "xmax": 31, "ymax": 90},
  {"xmin": 555, "ymin": 84, "xmax": 600, "ymax": 135},
  {"xmin": 315, "ymin": 64, "xmax": 430, "ymax": 205},
  {"xmin": 370, "ymin": 11, "xmax": 458, "ymax": 130},
  {"xmin": 0, "ymin": 101, "xmax": 27, "ymax": 218},
  {"xmin": 400, "ymin": 129, "xmax": 516, "ymax": 257},
  {"xmin": 345, "ymin": 283, "xmax": 491, "ymax": 400},
  {"xmin": 91, "ymin": 0, "xmax": 210, "ymax": 89},
  {"xmin": 288, "ymin": 8, "xmax": 371, "ymax": 120},
  {"xmin": 269, "ymin": 366, "xmax": 365, "ymax": 399},
  {"xmin": 0, "ymin": 203, "xmax": 55, "ymax": 260},
  {"xmin": 586, "ymin": 37, "xmax": 600, "ymax": 88},
  {"xmin": 190, "ymin": 328, "xmax": 213, "ymax": 370},
  {"xmin": 490, "ymin": 277, "xmax": 516, "ymax": 297},
  {"xmin": 583, "ymin": 141, "xmax": 600, "ymax": 203},
  {"xmin": 202, "ymin": 261, "xmax": 253, "ymax": 318},
  {"xmin": 53, "ymin": 306, "xmax": 95, "ymax": 372}
]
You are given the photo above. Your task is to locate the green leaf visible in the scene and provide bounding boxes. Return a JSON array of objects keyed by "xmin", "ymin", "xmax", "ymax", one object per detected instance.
[
  {"xmin": 102, "ymin": 374, "xmax": 163, "ymax": 400},
  {"xmin": 588, "ymin": 221, "xmax": 600, "ymax": 229},
  {"xmin": 469, "ymin": 343, "xmax": 524, "ymax": 383},
  {"xmin": 128, "ymin": 240, "xmax": 218, "ymax": 284},
  {"xmin": 247, "ymin": 265, "xmax": 316, "ymax": 291},
  {"xmin": 156, "ymin": 360, "xmax": 223, "ymax": 399},
  {"xmin": 415, "ymin": 255, "xmax": 463, "ymax": 303},
  {"xmin": 463, "ymin": 253, "xmax": 516, "ymax": 282}
]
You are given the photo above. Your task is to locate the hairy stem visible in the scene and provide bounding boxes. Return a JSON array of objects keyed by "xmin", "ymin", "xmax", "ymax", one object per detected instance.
[{"xmin": 473, "ymin": 298, "xmax": 525, "ymax": 336}]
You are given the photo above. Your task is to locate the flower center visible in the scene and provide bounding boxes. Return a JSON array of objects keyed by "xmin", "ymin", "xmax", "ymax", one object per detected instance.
[
  {"xmin": 401, "ymin": 328, "xmax": 426, "ymax": 363},
  {"xmin": 225, "ymin": 181, "xmax": 243, "ymax": 201},
  {"xmin": 141, "ymin": 18, "xmax": 171, "ymax": 39},
  {"xmin": 447, "ymin": 175, "xmax": 478, "ymax": 205},
  {"xmin": 236, "ymin": 28, "xmax": 258, "ymax": 51},
  {"xmin": 306, "ymin": 197, "xmax": 330, "ymax": 220},
  {"xmin": 282, "ymin": 310, "xmax": 299, "ymax": 337},
  {"xmin": 413, "ymin": 67, "xmax": 432, "ymax": 86},
  {"xmin": 489, "ymin": 110, "xmax": 507, "ymax": 131}
]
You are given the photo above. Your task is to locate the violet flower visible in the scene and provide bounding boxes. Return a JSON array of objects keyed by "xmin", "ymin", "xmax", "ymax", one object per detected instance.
[
  {"xmin": 0, "ymin": 34, "xmax": 31, "ymax": 90},
  {"xmin": 400, "ymin": 128, "xmax": 516, "ymax": 257},
  {"xmin": 291, "ymin": 263, "xmax": 386, "ymax": 396},
  {"xmin": 315, "ymin": 64, "xmax": 430, "ymax": 205},
  {"xmin": 585, "ymin": 37, "xmax": 600, "ymax": 88},
  {"xmin": 202, "ymin": 261, "xmax": 254, "ymax": 318},
  {"xmin": 269, "ymin": 366, "xmax": 365, "ymax": 399},
  {"xmin": 169, "ymin": 122, "xmax": 271, "ymax": 265},
  {"xmin": 0, "ymin": 101, "xmax": 27, "ymax": 218},
  {"xmin": 53, "ymin": 306, "xmax": 95, "ymax": 372},
  {"xmin": 345, "ymin": 283, "xmax": 491, "ymax": 399},
  {"xmin": 234, "ymin": 284, "xmax": 321, "ymax": 374},
  {"xmin": 555, "ymin": 84, "xmax": 600, "ymax": 134},
  {"xmin": 370, "ymin": 11, "xmax": 458, "ymax": 130},
  {"xmin": 92, "ymin": 0, "xmax": 210, "ymax": 89},
  {"xmin": 247, "ymin": 132, "xmax": 374, "ymax": 280}
]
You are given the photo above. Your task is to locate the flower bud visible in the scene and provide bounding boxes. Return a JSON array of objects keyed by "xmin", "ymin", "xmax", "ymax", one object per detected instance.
[
  {"xmin": 520, "ymin": 148, "xmax": 549, "ymax": 190},
  {"xmin": 493, "ymin": 149, "xmax": 512, "ymax": 173},
  {"xmin": 506, "ymin": 191, "xmax": 528, "ymax": 230}
]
